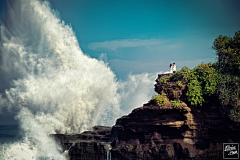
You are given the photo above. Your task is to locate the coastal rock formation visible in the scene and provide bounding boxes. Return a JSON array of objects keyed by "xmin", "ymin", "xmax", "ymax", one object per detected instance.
[
  {"xmin": 154, "ymin": 73, "xmax": 188, "ymax": 102},
  {"xmin": 51, "ymin": 126, "xmax": 112, "ymax": 160},
  {"xmin": 111, "ymin": 101, "xmax": 240, "ymax": 159},
  {"xmin": 52, "ymin": 73, "xmax": 240, "ymax": 160},
  {"xmin": 110, "ymin": 74, "xmax": 240, "ymax": 160}
]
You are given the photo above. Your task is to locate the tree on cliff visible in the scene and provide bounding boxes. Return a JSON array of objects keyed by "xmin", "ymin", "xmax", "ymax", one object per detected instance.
[
  {"xmin": 213, "ymin": 30, "xmax": 240, "ymax": 75},
  {"xmin": 155, "ymin": 30, "xmax": 240, "ymax": 123},
  {"xmin": 213, "ymin": 30, "xmax": 240, "ymax": 123}
]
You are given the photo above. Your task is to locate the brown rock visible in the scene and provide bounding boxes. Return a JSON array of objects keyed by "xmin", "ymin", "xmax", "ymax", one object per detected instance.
[
  {"xmin": 52, "ymin": 73, "xmax": 240, "ymax": 160},
  {"xmin": 111, "ymin": 73, "xmax": 240, "ymax": 159}
]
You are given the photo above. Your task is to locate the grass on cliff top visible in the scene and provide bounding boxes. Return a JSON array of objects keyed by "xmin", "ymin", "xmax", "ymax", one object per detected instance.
[
  {"xmin": 153, "ymin": 30, "xmax": 240, "ymax": 123},
  {"xmin": 151, "ymin": 93, "xmax": 169, "ymax": 107},
  {"xmin": 157, "ymin": 62, "xmax": 240, "ymax": 123},
  {"xmin": 151, "ymin": 93, "xmax": 183, "ymax": 108},
  {"xmin": 159, "ymin": 62, "xmax": 219, "ymax": 107}
]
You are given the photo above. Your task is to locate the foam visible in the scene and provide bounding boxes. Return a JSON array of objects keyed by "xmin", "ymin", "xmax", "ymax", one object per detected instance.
[{"xmin": 0, "ymin": 0, "xmax": 159, "ymax": 158}]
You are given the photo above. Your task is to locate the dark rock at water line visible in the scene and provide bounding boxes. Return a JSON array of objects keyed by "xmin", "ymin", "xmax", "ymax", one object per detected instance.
[
  {"xmin": 110, "ymin": 74, "xmax": 240, "ymax": 159},
  {"xmin": 51, "ymin": 73, "xmax": 240, "ymax": 160},
  {"xmin": 50, "ymin": 126, "xmax": 112, "ymax": 160}
]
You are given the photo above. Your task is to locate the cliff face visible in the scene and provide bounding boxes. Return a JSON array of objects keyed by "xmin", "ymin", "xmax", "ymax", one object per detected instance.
[
  {"xmin": 110, "ymin": 73, "xmax": 240, "ymax": 160},
  {"xmin": 154, "ymin": 74, "xmax": 188, "ymax": 102},
  {"xmin": 52, "ymin": 73, "xmax": 240, "ymax": 160},
  {"xmin": 51, "ymin": 126, "xmax": 112, "ymax": 160},
  {"xmin": 111, "ymin": 103, "xmax": 194, "ymax": 160}
]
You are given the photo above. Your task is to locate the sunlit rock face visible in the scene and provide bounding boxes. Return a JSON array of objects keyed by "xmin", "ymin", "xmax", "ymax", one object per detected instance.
[
  {"xmin": 53, "ymin": 74, "xmax": 240, "ymax": 160},
  {"xmin": 110, "ymin": 74, "xmax": 240, "ymax": 160},
  {"xmin": 154, "ymin": 73, "xmax": 188, "ymax": 102}
]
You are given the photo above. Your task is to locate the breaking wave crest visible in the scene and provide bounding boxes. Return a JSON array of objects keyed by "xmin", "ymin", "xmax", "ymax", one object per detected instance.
[{"xmin": 0, "ymin": 0, "xmax": 158, "ymax": 159}]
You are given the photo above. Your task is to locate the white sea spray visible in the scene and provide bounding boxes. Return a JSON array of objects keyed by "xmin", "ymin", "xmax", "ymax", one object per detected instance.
[{"xmin": 0, "ymin": 0, "xmax": 159, "ymax": 159}]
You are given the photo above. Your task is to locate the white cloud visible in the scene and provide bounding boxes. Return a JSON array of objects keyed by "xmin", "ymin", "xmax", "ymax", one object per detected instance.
[
  {"xmin": 88, "ymin": 38, "xmax": 216, "ymax": 78},
  {"xmin": 107, "ymin": 57, "xmax": 216, "ymax": 79},
  {"xmin": 88, "ymin": 39, "xmax": 181, "ymax": 51}
]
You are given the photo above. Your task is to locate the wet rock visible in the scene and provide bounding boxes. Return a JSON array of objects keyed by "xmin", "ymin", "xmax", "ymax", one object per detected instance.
[
  {"xmin": 50, "ymin": 126, "xmax": 112, "ymax": 160},
  {"xmin": 52, "ymin": 73, "xmax": 240, "ymax": 160}
]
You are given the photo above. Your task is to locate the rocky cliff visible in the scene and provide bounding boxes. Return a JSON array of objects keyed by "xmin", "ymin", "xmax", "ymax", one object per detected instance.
[
  {"xmin": 51, "ymin": 126, "xmax": 112, "ymax": 160},
  {"xmin": 52, "ymin": 73, "xmax": 240, "ymax": 160}
]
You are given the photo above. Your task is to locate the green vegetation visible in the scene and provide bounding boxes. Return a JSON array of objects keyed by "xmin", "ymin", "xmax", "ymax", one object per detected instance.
[
  {"xmin": 152, "ymin": 30, "xmax": 240, "ymax": 123},
  {"xmin": 213, "ymin": 30, "xmax": 240, "ymax": 122},
  {"xmin": 217, "ymin": 74, "xmax": 240, "ymax": 107},
  {"xmin": 172, "ymin": 62, "xmax": 220, "ymax": 106},
  {"xmin": 170, "ymin": 100, "xmax": 183, "ymax": 108},
  {"xmin": 159, "ymin": 75, "xmax": 171, "ymax": 83},
  {"xmin": 213, "ymin": 30, "xmax": 240, "ymax": 75},
  {"xmin": 151, "ymin": 95, "xmax": 183, "ymax": 108},
  {"xmin": 151, "ymin": 93, "xmax": 168, "ymax": 106},
  {"xmin": 176, "ymin": 81, "xmax": 183, "ymax": 87}
]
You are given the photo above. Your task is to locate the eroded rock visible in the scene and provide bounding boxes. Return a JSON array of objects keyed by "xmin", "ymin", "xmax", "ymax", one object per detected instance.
[{"xmin": 52, "ymin": 73, "xmax": 240, "ymax": 160}]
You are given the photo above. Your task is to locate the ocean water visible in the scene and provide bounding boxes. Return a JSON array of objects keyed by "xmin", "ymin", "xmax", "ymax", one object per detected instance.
[
  {"xmin": 0, "ymin": 0, "xmax": 159, "ymax": 159},
  {"xmin": 0, "ymin": 125, "xmax": 20, "ymax": 143}
]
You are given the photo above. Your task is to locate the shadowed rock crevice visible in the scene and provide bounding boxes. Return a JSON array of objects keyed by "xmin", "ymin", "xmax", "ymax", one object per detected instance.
[
  {"xmin": 110, "ymin": 73, "xmax": 240, "ymax": 159},
  {"xmin": 51, "ymin": 73, "xmax": 240, "ymax": 160}
]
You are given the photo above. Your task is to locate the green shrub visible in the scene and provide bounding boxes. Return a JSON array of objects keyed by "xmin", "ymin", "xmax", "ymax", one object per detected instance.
[
  {"xmin": 170, "ymin": 100, "xmax": 183, "ymax": 108},
  {"xmin": 186, "ymin": 79, "xmax": 204, "ymax": 106},
  {"xmin": 195, "ymin": 62, "xmax": 220, "ymax": 96},
  {"xmin": 160, "ymin": 75, "xmax": 171, "ymax": 83},
  {"xmin": 176, "ymin": 81, "xmax": 183, "ymax": 87},
  {"xmin": 151, "ymin": 93, "xmax": 168, "ymax": 106},
  {"xmin": 213, "ymin": 30, "xmax": 240, "ymax": 75},
  {"xmin": 173, "ymin": 66, "xmax": 190, "ymax": 82},
  {"xmin": 212, "ymin": 30, "xmax": 240, "ymax": 123},
  {"xmin": 217, "ymin": 74, "xmax": 240, "ymax": 107},
  {"xmin": 174, "ymin": 62, "xmax": 219, "ymax": 106},
  {"xmin": 159, "ymin": 63, "xmax": 219, "ymax": 107}
]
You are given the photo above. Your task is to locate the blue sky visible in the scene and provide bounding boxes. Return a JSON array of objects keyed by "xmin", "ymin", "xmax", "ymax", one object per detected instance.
[{"xmin": 1, "ymin": 0, "xmax": 240, "ymax": 79}]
